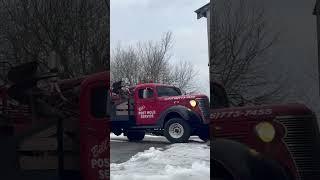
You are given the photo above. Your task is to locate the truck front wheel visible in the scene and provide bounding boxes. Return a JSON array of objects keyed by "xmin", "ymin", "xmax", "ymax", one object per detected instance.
[
  {"xmin": 198, "ymin": 126, "xmax": 209, "ymax": 142},
  {"xmin": 198, "ymin": 132, "xmax": 209, "ymax": 142},
  {"xmin": 164, "ymin": 118, "xmax": 191, "ymax": 143},
  {"xmin": 212, "ymin": 139, "xmax": 290, "ymax": 180},
  {"xmin": 127, "ymin": 130, "xmax": 145, "ymax": 142}
]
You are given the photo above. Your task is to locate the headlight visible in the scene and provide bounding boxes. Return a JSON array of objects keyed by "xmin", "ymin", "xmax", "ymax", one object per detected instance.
[
  {"xmin": 255, "ymin": 122, "xmax": 275, "ymax": 143},
  {"xmin": 189, "ymin": 100, "xmax": 197, "ymax": 107}
]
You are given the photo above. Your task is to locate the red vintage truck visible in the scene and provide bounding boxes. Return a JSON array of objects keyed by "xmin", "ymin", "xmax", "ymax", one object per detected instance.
[
  {"xmin": 1, "ymin": 61, "xmax": 320, "ymax": 180},
  {"xmin": 110, "ymin": 82, "xmax": 210, "ymax": 143}
]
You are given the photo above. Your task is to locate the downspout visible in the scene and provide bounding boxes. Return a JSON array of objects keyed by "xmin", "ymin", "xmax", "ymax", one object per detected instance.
[{"xmin": 313, "ymin": 0, "xmax": 320, "ymax": 95}]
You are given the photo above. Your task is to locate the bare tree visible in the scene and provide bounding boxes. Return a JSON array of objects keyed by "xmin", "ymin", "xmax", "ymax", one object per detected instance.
[
  {"xmin": 111, "ymin": 45, "xmax": 140, "ymax": 85},
  {"xmin": 111, "ymin": 32, "xmax": 199, "ymax": 93},
  {"xmin": 209, "ymin": 0, "xmax": 285, "ymax": 105},
  {"xmin": 137, "ymin": 32, "xmax": 172, "ymax": 83},
  {"xmin": 167, "ymin": 60, "xmax": 199, "ymax": 93},
  {"xmin": 0, "ymin": 0, "xmax": 109, "ymax": 77}
]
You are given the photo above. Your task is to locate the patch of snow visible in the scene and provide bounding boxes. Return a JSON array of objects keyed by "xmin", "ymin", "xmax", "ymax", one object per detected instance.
[
  {"xmin": 110, "ymin": 143, "xmax": 210, "ymax": 180},
  {"xmin": 110, "ymin": 133, "xmax": 164, "ymax": 139},
  {"xmin": 110, "ymin": 133, "xmax": 204, "ymax": 143},
  {"xmin": 110, "ymin": 133, "xmax": 125, "ymax": 139}
]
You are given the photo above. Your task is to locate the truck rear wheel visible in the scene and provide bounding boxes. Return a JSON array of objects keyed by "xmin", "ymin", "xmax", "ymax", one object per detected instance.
[
  {"xmin": 164, "ymin": 118, "xmax": 191, "ymax": 143},
  {"xmin": 127, "ymin": 130, "xmax": 145, "ymax": 142},
  {"xmin": 112, "ymin": 128, "xmax": 122, "ymax": 136}
]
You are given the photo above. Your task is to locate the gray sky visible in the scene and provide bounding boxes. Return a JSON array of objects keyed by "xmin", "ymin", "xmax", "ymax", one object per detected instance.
[
  {"xmin": 111, "ymin": 0, "xmax": 210, "ymax": 96},
  {"xmin": 110, "ymin": 0, "xmax": 320, "ymax": 116}
]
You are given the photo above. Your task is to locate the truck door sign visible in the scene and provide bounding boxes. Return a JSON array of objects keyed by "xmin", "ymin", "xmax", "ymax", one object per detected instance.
[
  {"xmin": 91, "ymin": 139, "xmax": 109, "ymax": 158},
  {"xmin": 138, "ymin": 105, "xmax": 146, "ymax": 112},
  {"xmin": 90, "ymin": 139, "xmax": 109, "ymax": 179},
  {"xmin": 138, "ymin": 110, "xmax": 156, "ymax": 119},
  {"xmin": 91, "ymin": 158, "xmax": 109, "ymax": 179},
  {"xmin": 138, "ymin": 105, "xmax": 156, "ymax": 119},
  {"xmin": 210, "ymin": 109, "xmax": 273, "ymax": 119}
]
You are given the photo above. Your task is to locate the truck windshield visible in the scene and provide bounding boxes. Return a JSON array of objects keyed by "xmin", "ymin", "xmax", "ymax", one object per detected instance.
[{"xmin": 157, "ymin": 86, "xmax": 182, "ymax": 97}]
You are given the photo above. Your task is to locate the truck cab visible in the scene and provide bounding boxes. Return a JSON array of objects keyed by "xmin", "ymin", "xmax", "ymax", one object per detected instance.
[
  {"xmin": 208, "ymin": 83, "xmax": 320, "ymax": 180},
  {"xmin": 111, "ymin": 82, "xmax": 210, "ymax": 143}
]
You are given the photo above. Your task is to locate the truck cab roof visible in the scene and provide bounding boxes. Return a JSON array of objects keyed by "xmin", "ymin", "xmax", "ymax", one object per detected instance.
[{"xmin": 133, "ymin": 83, "xmax": 175, "ymax": 89}]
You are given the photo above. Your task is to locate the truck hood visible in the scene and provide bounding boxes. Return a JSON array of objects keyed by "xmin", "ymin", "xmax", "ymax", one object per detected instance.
[{"xmin": 162, "ymin": 94, "xmax": 208, "ymax": 101}]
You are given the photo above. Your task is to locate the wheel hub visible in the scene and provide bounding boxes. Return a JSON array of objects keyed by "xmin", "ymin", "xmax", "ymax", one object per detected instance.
[{"xmin": 168, "ymin": 123, "xmax": 184, "ymax": 139}]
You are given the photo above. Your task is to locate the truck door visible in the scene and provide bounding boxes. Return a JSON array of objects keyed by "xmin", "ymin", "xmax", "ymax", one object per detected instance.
[
  {"xmin": 79, "ymin": 72, "xmax": 109, "ymax": 180},
  {"xmin": 135, "ymin": 87, "xmax": 158, "ymax": 125}
]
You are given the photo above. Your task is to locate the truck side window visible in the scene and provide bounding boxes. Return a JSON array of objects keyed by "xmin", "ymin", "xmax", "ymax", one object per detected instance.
[
  {"xmin": 138, "ymin": 88, "xmax": 153, "ymax": 99},
  {"xmin": 157, "ymin": 86, "xmax": 181, "ymax": 97},
  {"xmin": 91, "ymin": 86, "xmax": 108, "ymax": 118}
]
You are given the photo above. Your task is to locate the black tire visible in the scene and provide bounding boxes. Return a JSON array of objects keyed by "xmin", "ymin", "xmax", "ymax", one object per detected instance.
[
  {"xmin": 198, "ymin": 132, "xmax": 209, "ymax": 142},
  {"xmin": 212, "ymin": 139, "xmax": 290, "ymax": 180},
  {"xmin": 164, "ymin": 118, "xmax": 191, "ymax": 143},
  {"xmin": 112, "ymin": 128, "xmax": 122, "ymax": 136},
  {"xmin": 127, "ymin": 130, "xmax": 145, "ymax": 142},
  {"xmin": 198, "ymin": 126, "xmax": 209, "ymax": 142}
]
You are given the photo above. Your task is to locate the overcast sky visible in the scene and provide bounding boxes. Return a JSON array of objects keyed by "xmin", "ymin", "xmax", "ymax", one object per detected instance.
[
  {"xmin": 110, "ymin": 0, "xmax": 320, "ymax": 116},
  {"xmin": 111, "ymin": 0, "xmax": 210, "ymax": 96}
]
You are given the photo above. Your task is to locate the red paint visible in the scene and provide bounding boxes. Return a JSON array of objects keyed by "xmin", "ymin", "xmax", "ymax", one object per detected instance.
[
  {"xmin": 1, "ymin": 67, "xmax": 110, "ymax": 179},
  {"xmin": 131, "ymin": 83, "xmax": 209, "ymax": 125},
  {"xmin": 211, "ymin": 103, "xmax": 314, "ymax": 179},
  {"xmin": 79, "ymin": 71, "xmax": 110, "ymax": 180}
]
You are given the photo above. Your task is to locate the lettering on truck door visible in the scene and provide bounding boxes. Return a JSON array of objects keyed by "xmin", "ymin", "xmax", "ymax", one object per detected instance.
[{"xmin": 135, "ymin": 87, "xmax": 158, "ymax": 125}]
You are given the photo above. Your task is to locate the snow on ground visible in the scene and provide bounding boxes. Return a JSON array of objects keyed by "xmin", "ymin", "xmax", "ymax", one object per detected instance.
[
  {"xmin": 110, "ymin": 134, "xmax": 210, "ymax": 180},
  {"xmin": 110, "ymin": 133, "xmax": 126, "ymax": 139},
  {"xmin": 110, "ymin": 133, "xmax": 204, "ymax": 143}
]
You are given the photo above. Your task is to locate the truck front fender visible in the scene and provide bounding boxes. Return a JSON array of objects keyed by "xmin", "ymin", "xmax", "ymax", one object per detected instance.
[
  {"xmin": 157, "ymin": 105, "xmax": 202, "ymax": 128},
  {"xmin": 212, "ymin": 139, "xmax": 291, "ymax": 180}
]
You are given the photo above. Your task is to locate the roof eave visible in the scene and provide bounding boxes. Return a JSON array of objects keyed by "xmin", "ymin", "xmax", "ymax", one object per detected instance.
[{"xmin": 195, "ymin": 3, "xmax": 210, "ymax": 19}]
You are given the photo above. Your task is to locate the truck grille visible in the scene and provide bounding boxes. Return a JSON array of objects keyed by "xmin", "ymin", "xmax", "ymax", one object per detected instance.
[
  {"xmin": 197, "ymin": 98, "xmax": 210, "ymax": 118},
  {"xmin": 276, "ymin": 115, "xmax": 320, "ymax": 179}
]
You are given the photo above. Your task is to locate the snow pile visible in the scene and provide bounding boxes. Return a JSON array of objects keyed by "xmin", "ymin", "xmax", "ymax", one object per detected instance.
[
  {"xmin": 110, "ymin": 143, "xmax": 210, "ymax": 180},
  {"xmin": 110, "ymin": 133, "xmax": 124, "ymax": 139},
  {"xmin": 110, "ymin": 133, "xmax": 204, "ymax": 143}
]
